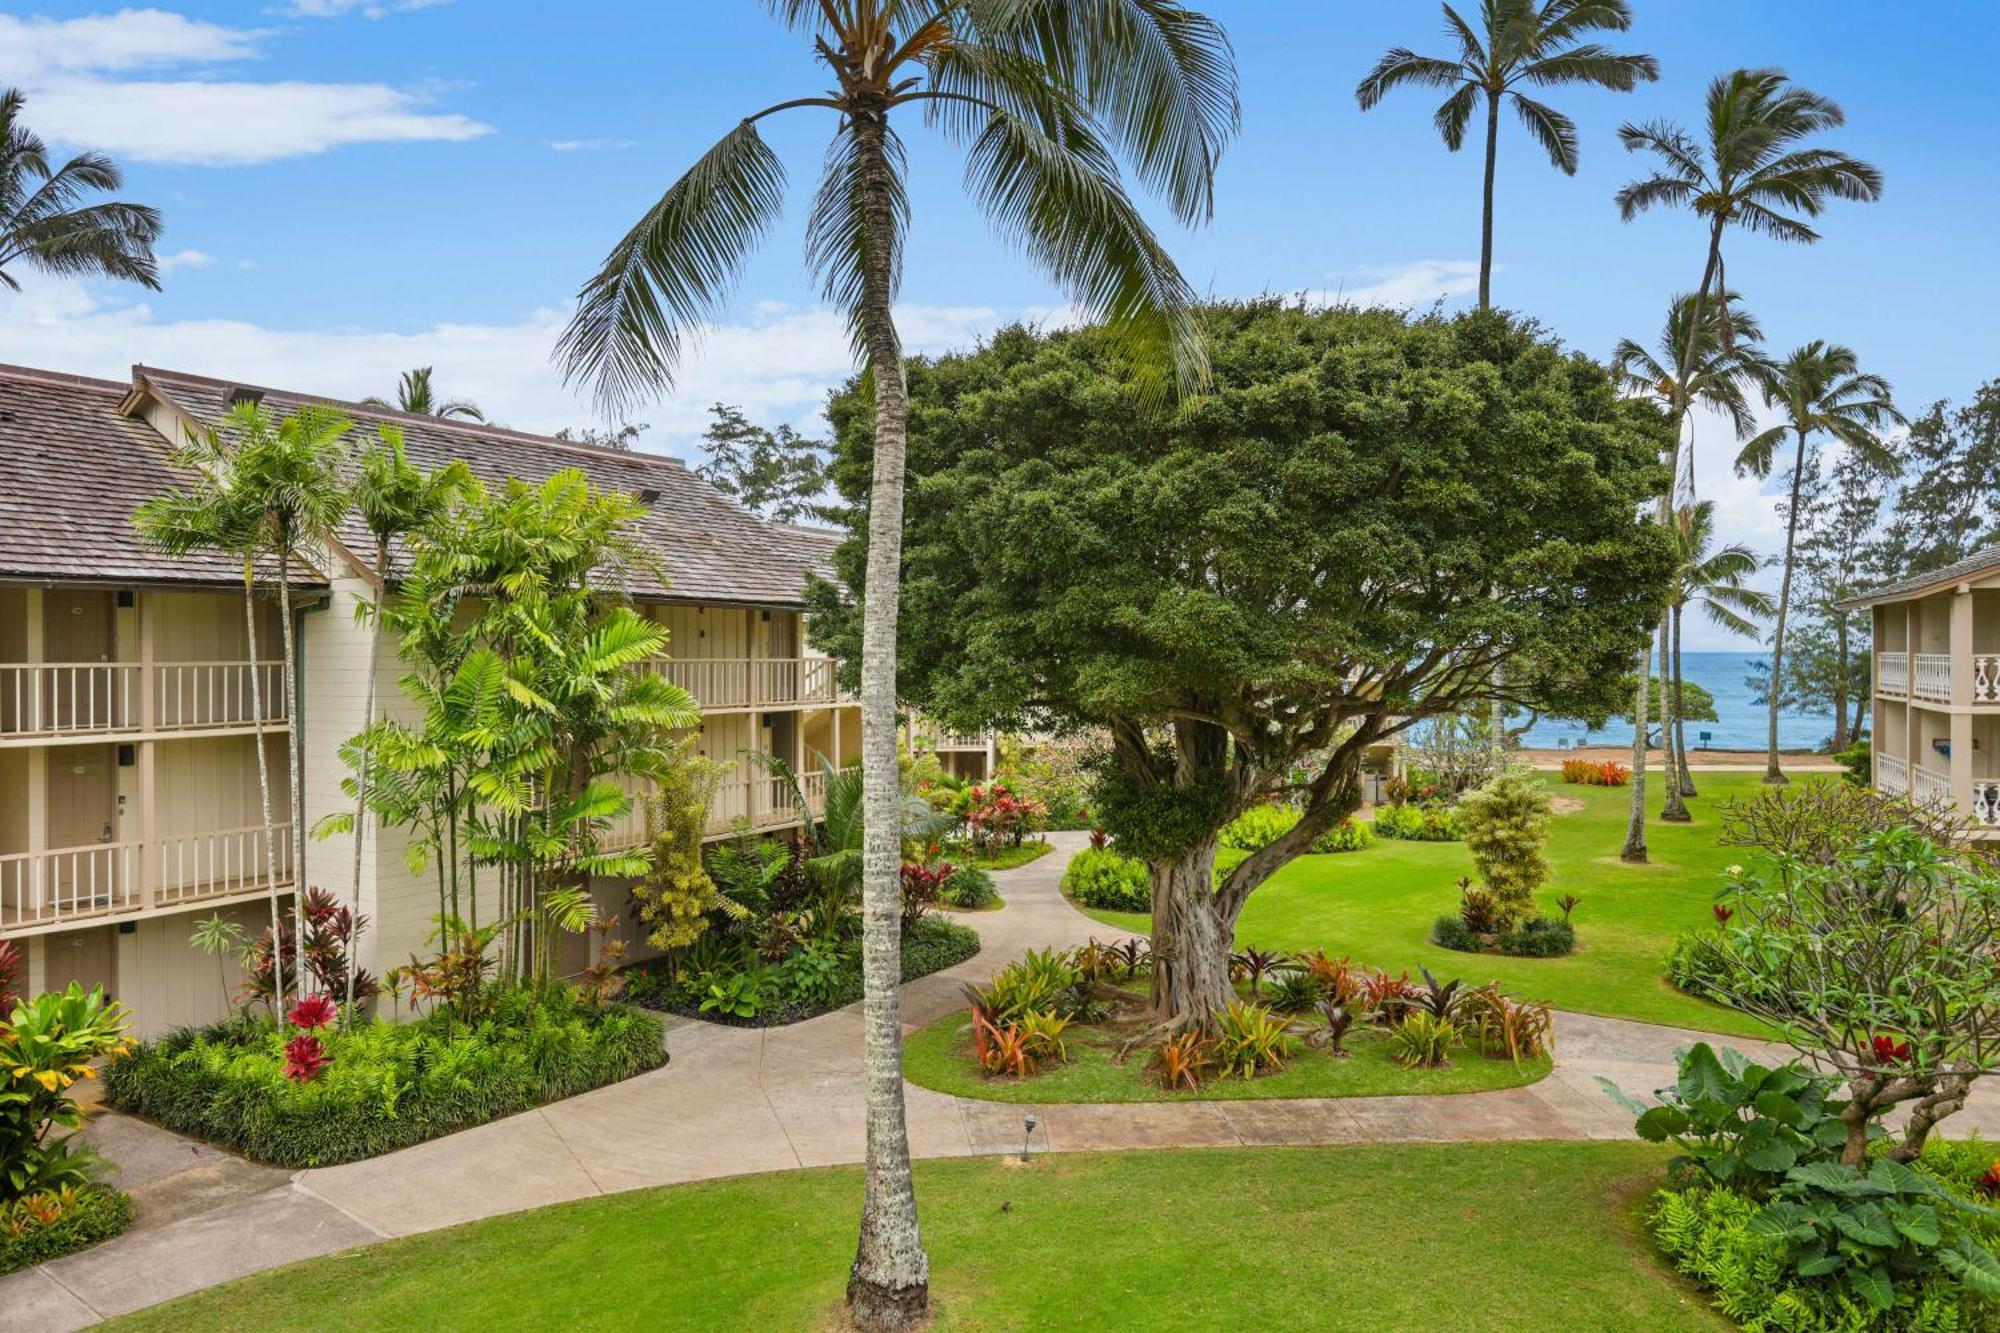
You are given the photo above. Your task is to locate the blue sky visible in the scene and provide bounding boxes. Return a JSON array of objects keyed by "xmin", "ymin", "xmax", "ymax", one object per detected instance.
[{"xmin": 6, "ymin": 2, "xmax": 1996, "ymax": 642}]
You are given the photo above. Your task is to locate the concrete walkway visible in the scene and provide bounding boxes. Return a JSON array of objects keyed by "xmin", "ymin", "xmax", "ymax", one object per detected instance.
[{"xmin": 8, "ymin": 831, "xmax": 1997, "ymax": 1328}]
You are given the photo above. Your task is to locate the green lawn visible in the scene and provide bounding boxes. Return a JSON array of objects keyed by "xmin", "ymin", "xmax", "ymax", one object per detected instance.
[
  {"xmin": 107, "ymin": 1143, "xmax": 1724, "ymax": 1332},
  {"xmin": 960, "ymin": 838, "xmax": 1056, "ymax": 870},
  {"xmin": 903, "ymin": 1005, "xmax": 1550, "ymax": 1102},
  {"xmin": 1078, "ymin": 771, "xmax": 1809, "ymax": 1036}
]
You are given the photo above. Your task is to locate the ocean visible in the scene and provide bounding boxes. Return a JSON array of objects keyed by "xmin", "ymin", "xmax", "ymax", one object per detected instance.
[{"xmin": 1517, "ymin": 650, "xmax": 1840, "ymax": 753}]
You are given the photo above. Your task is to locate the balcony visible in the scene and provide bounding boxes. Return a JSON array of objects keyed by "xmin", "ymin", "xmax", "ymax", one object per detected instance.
[
  {"xmin": 1878, "ymin": 651, "xmax": 1907, "ymax": 699},
  {"xmin": 1913, "ymin": 653, "xmax": 1953, "ymax": 705},
  {"xmin": 1877, "ymin": 753, "xmax": 1908, "ymax": 795},
  {"xmin": 599, "ymin": 769, "xmax": 829, "ymax": 852},
  {"xmin": 0, "ymin": 661, "xmax": 286, "ymax": 743},
  {"xmin": 1911, "ymin": 765, "xmax": 1952, "ymax": 808},
  {"xmin": 644, "ymin": 656, "xmax": 845, "ymax": 713},
  {"xmin": 0, "ymin": 823, "xmax": 294, "ymax": 935}
]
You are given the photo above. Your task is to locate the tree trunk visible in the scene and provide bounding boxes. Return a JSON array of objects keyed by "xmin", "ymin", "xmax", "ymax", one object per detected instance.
[
  {"xmin": 243, "ymin": 562, "xmax": 286, "ymax": 1020},
  {"xmin": 1659, "ymin": 612, "xmax": 1689, "ymax": 822},
  {"xmin": 348, "ymin": 537, "xmax": 388, "ymax": 1013},
  {"xmin": 278, "ymin": 550, "xmax": 308, "ymax": 996},
  {"xmin": 1620, "ymin": 641, "xmax": 1650, "ymax": 863},
  {"xmin": 1831, "ymin": 611, "xmax": 1850, "ymax": 750},
  {"xmin": 1673, "ymin": 602, "xmax": 1696, "ymax": 797},
  {"xmin": 1851, "ymin": 680, "xmax": 1868, "ymax": 749},
  {"xmin": 845, "ymin": 105, "xmax": 929, "ymax": 1331},
  {"xmin": 1146, "ymin": 838, "xmax": 1234, "ymax": 1029},
  {"xmin": 1765, "ymin": 428, "xmax": 1806, "ymax": 785},
  {"xmin": 1478, "ymin": 88, "xmax": 1498, "ymax": 310}
]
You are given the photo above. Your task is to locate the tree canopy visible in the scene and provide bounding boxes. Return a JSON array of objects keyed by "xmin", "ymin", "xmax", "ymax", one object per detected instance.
[{"xmin": 810, "ymin": 301, "xmax": 1674, "ymax": 1021}]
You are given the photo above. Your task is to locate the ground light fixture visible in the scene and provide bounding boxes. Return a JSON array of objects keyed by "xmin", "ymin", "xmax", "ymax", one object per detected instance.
[{"xmin": 1022, "ymin": 1112, "xmax": 1038, "ymax": 1161}]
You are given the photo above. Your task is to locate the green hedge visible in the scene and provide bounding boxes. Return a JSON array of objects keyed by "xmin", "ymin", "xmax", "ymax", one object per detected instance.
[
  {"xmin": 1372, "ymin": 804, "xmax": 1463, "ymax": 842},
  {"xmin": 1061, "ymin": 847, "xmax": 1151, "ymax": 912},
  {"xmin": 0, "ymin": 1185, "xmax": 131, "ymax": 1275},
  {"xmin": 104, "ymin": 988, "xmax": 665, "ymax": 1169}
]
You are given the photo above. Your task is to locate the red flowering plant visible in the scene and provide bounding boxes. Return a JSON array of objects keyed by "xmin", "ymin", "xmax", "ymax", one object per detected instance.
[
  {"xmin": 965, "ymin": 783, "xmax": 1047, "ymax": 855},
  {"xmin": 898, "ymin": 861, "xmax": 956, "ymax": 926},
  {"xmin": 287, "ymin": 994, "xmax": 338, "ymax": 1031},
  {"xmin": 1869, "ymin": 1035, "xmax": 1912, "ymax": 1066},
  {"xmin": 282, "ymin": 1033, "xmax": 331, "ymax": 1082},
  {"xmin": 1977, "ymin": 1162, "xmax": 2000, "ymax": 1199}
]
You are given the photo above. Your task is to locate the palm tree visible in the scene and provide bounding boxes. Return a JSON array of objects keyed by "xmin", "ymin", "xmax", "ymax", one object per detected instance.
[
  {"xmin": 134, "ymin": 424, "xmax": 291, "ymax": 1017},
  {"xmin": 1613, "ymin": 66, "xmax": 1880, "ymax": 859},
  {"xmin": 1356, "ymin": 1, "xmax": 1656, "ymax": 309},
  {"xmin": 0, "ymin": 89, "xmax": 161, "ymax": 293},
  {"xmin": 1737, "ymin": 343, "xmax": 1902, "ymax": 785},
  {"xmin": 1613, "ymin": 290, "xmax": 1766, "ymax": 809},
  {"xmin": 555, "ymin": 6, "xmax": 1236, "ymax": 1324},
  {"xmin": 1668, "ymin": 502, "xmax": 1772, "ymax": 795},
  {"xmin": 363, "ymin": 367, "xmax": 485, "ymax": 422},
  {"xmin": 336, "ymin": 430, "xmax": 468, "ymax": 1008}
]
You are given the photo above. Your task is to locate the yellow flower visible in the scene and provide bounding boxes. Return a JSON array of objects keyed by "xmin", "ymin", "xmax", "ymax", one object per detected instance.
[
  {"xmin": 32, "ymin": 1070, "xmax": 60, "ymax": 1091},
  {"xmin": 1725, "ymin": 864, "xmax": 1744, "ymax": 877}
]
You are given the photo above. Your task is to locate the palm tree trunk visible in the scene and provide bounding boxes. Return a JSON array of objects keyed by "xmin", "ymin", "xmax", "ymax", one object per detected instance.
[
  {"xmin": 1620, "ymin": 639, "xmax": 1649, "ymax": 863},
  {"xmin": 1478, "ymin": 87, "xmax": 1498, "ymax": 310},
  {"xmin": 348, "ymin": 538, "xmax": 388, "ymax": 1013},
  {"xmin": 1659, "ymin": 612, "xmax": 1689, "ymax": 821},
  {"xmin": 1765, "ymin": 428, "xmax": 1806, "ymax": 786},
  {"xmin": 278, "ymin": 549, "xmax": 308, "ymax": 996},
  {"xmin": 845, "ymin": 105, "xmax": 929, "ymax": 1331},
  {"xmin": 242, "ymin": 561, "xmax": 286, "ymax": 1020},
  {"xmin": 1673, "ymin": 602, "xmax": 1696, "ymax": 797}
]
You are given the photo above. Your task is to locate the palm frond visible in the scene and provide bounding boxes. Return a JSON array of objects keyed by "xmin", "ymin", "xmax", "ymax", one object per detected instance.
[
  {"xmin": 1355, "ymin": 49, "xmax": 1466, "ymax": 111},
  {"xmin": 1510, "ymin": 93, "xmax": 1578, "ymax": 172}
]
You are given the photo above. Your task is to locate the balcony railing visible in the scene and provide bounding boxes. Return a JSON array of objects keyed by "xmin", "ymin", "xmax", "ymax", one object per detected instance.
[
  {"xmin": 1912, "ymin": 765, "xmax": 1952, "ymax": 808},
  {"xmin": 1976, "ymin": 656, "xmax": 2000, "ymax": 704},
  {"xmin": 600, "ymin": 769, "xmax": 830, "ymax": 852},
  {"xmin": 0, "ymin": 823, "xmax": 293, "ymax": 933},
  {"xmin": 1877, "ymin": 753, "xmax": 1908, "ymax": 795},
  {"xmin": 0, "ymin": 661, "xmax": 286, "ymax": 739},
  {"xmin": 1877, "ymin": 651, "xmax": 1907, "ymax": 698},
  {"xmin": 1913, "ymin": 654, "xmax": 1953, "ymax": 704},
  {"xmin": 644, "ymin": 656, "xmax": 845, "ymax": 712},
  {"xmin": 1973, "ymin": 780, "xmax": 2000, "ymax": 827}
]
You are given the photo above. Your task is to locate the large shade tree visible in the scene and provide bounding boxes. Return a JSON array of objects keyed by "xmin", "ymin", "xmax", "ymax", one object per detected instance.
[
  {"xmin": 554, "ymin": 6, "xmax": 1238, "ymax": 1325},
  {"xmin": 1614, "ymin": 66, "xmax": 1881, "ymax": 858},
  {"xmin": 1355, "ymin": 0, "xmax": 1656, "ymax": 309},
  {"xmin": 810, "ymin": 302, "xmax": 1673, "ymax": 1031},
  {"xmin": 0, "ymin": 89, "xmax": 161, "ymax": 293}
]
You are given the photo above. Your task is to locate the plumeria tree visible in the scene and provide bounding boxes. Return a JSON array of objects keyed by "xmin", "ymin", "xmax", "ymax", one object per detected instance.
[{"xmin": 554, "ymin": 5, "xmax": 1237, "ymax": 1322}]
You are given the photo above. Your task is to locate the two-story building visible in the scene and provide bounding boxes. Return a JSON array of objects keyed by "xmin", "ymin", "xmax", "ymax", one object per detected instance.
[
  {"xmin": 0, "ymin": 362, "xmax": 859, "ymax": 1034},
  {"xmin": 1844, "ymin": 547, "xmax": 2000, "ymax": 835}
]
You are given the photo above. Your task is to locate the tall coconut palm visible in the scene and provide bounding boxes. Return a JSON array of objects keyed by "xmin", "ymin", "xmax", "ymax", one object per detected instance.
[
  {"xmin": 1668, "ymin": 501, "xmax": 1773, "ymax": 795},
  {"xmin": 336, "ymin": 430, "xmax": 468, "ymax": 1008},
  {"xmin": 1737, "ymin": 343, "xmax": 1902, "ymax": 785},
  {"xmin": 555, "ymin": 6, "xmax": 1236, "ymax": 1325},
  {"xmin": 1355, "ymin": 0, "xmax": 1656, "ymax": 309},
  {"xmin": 0, "ymin": 89, "xmax": 161, "ymax": 293},
  {"xmin": 363, "ymin": 366, "xmax": 485, "ymax": 422},
  {"xmin": 1613, "ymin": 290, "xmax": 1766, "ymax": 808},
  {"xmin": 1613, "ymin": 66, "xmax": 1881, "ymax": 859},
  {"xmin": 134, "ymin": 425, "xmax": 290, "ymax": 1016}
]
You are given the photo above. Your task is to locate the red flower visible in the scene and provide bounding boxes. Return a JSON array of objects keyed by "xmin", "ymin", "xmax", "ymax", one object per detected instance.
[
  {"xmin": 1870, "ymin": 1035, "xmax": 1911, "ymax": 1065},
  {"xmin": 288, "ymin": 993, "xmax": 338, "ymax": 1030},
  {"xmin": 282, "ymin": 1033, "xmax": 332, "ymax": 1082},
  {"xmin": 1711, "ymin": 904, "xmax": 1735, "ymax": 927},
  {"xmin": 1977, "ymin": 1162, "xmax": 2000, "ymax": 1199}
]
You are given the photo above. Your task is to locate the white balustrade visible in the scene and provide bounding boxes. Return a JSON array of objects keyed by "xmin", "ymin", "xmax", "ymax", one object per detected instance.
[
  {"xmin": 1877, "ymin": 651, "xmax": 1908, "ymax": 698},
  {"xmin": 1876, "ymin": 753, "xmax": 1908, "ymax": 795},
  {"xmin": 152, "ymin": 662, "xmax": 287, "ymax": 730},
  {"xmin": 1913, "ymin": 653, "xmax": 1954, "ymax": 704},
  {"xmin": 599, "ymin": 769, "xmax": 832, "ymax": 851},
  {"xmin": 1972, "ymin": 780, "xmax": 2000, "ymax": 827},
  {"xmin": 1912, "ymin": 765, "xmax": 1952, "ymax": 808},
  {"xmin": 153, "ymin": 824, "xmax": 294, "ymax": 908},
  {"xmin": 647, "ymin": 656, "xmax": 846, "ymax": 711},
  {"xmin": 1976, "ymin": 656, "xmax": 2000, "ymax": 703},
  {"xmin": 0, "ymin": 660, "xmax": 284, "ymax": 738},
  {"xmin": 0, "ymin": 825, "xmax": 295, "ymax": 932}
]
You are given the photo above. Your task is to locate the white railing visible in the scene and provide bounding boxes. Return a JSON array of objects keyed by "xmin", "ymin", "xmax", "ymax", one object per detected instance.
[
  {"xmin": 1877, "ymin": 651, "xmax": 1908, "ymax": 698},
  {"xmin": 1972, "ymin": 780, "xmax": 2000, "ymax": 826},
  {"xmin": 0, "ymin": 661, "xmax": 285, "ymax": 738},
  {"xmin": 0, "ymin": 825, "xmax": 294, "ymax": 932},
  {"xmin": 1912, "ymin": 765, "xmax": 1952, "ymax": 808},
  {"xmin": 927, "ymin": 731, "xmax": 991, "ymax": 751},
  {"xmin": 1976, "ymin": 656, "xmax": 2000, "ymax": 704},
  {"xmin": 1876, "ymin": 753, "xmax": 1908, "ymax": 795},
  {"xmin": 646, "ymin": 656, "xmax": 845, "ymax": 711},
  {"xmin": 1913, "ymin": 653, "xmax": 1953, "ymax": 704},
  {"xmin": 600, "ymin": 769, "xmax": 833, "ymax": 852}
]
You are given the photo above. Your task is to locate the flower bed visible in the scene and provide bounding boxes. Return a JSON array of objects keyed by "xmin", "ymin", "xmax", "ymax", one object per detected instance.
[
  {"xmin": 1, "ymin": 1184, "xmax": 132, "ymax": 1275},
  {"xmin": 1559, "ymin": 758, "xmax": 1629, "ymax": 786},
  {"xmin": 104, "ymin": 988, "xmax": 665, "ymax": 1169}
]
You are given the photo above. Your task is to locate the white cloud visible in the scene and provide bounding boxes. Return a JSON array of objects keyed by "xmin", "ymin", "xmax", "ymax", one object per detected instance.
[
  {"xmin": 548, "ymin": 138, "xmax": 637, "ymax": 153},
  {"xmin": 156, "ymin": 247, "xmax": 216, "ymax": 274},
  {"xmin": 279, "ymin": 0, "xmax": 450, "ymax": 16},
  {"xmin": 1309, "ymin": 260, "xmax": 1483, "ymax": 310},
  {"xmin": 5, "ymin": 6, "xmax": 491, "ymax": 164},
  {"xmin": 0, "ymin": 10, "xmax": 258, "ymax": 82},
  {"xmin": 0, "ymin": 272, "xmax": 998, "ymax": 455}
]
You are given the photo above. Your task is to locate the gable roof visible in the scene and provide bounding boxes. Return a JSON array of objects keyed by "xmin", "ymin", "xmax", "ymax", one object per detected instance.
[
  {"xmin": 0, "ymin": 364, "xmax": 284, "ymax": 589},
  {"xmin": 1837, "ymin": 544, "xmax": 2000, "ymax": 610}
]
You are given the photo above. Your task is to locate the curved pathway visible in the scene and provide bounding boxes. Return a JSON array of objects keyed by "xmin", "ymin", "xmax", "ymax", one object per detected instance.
[{"xmin": 9, "ymin": 832, "xmax": 2000, "ymax": 1328}]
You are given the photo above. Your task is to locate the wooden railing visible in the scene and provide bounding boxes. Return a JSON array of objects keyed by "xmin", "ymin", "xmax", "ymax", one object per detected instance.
[
  {"xmin": 0, "ymin": 823, "xmax": 293, "ymax": 932},
  {"xmin": 1877, "ymin": 651, "xmax": 1907, "ymax": 699},
  {"xmin": 643, "ymin": 656, "xmax": 844, "ymax": 711},
  {"xmin": 1913, "ymin": 653, "xmax": 1953, "ymax": 704},
  {"xmin": 1876, "ymin": 753, "xmax": 1908, "ymax": 795},
  {"xmin": 0, "ymin": 661, "xmax": 285, "ymax": 739}
]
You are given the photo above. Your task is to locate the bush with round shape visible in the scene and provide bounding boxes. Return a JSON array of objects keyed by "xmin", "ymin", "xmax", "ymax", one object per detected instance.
[
  {"xmin": 1372, "ymin": 803, "xmax": 1462, "ymax": 842},
  {"xmin": 1060, "ymin": 846, "xmax": 1151, "ymax": 912},
  {"xmin": 1498, "ymin": 916, "xmax": 1574, "ymax": 958},
  {"xmin": 1457, "ymin": 769, "xmax": 1552, "ymax": 929}
]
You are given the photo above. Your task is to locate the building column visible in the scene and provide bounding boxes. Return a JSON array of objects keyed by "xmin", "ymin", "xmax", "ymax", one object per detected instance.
[{"xmin": 1952, "ymin": 711, "xmax": 1975, "ymax": 820}]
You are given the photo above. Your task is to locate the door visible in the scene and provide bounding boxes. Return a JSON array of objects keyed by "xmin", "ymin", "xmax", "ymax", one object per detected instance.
[
  {"xmin": 48, "ymin": 926, "xmax": 117, "ymax": 1001},
  {"xmin": 42, "ymin": 589, "xmax": 116, "ymax": 730},
  {"xmin": 47, "ymin": 745, "xmax": 121, "ymax": 910}
]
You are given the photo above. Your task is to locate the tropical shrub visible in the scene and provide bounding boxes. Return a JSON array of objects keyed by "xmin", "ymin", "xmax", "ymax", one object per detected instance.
[
  {"xmin": 1061, "ymin": 846, "xmax": 1151, "ymax": 911},
  {"xmin": 1371, "ymin": 803, "xmax": 1462, "ymax": 842},
  {"xmin": 1230, "ymin": 947, "xmax": 1290, "ymax": 996},
  {"xmin": 972, "ymin": 948, "xmax": 1091, "ymax": 1025},
  {"xmin": 0, "ymin": 1183, "xmax": 132, "ymax": 1276},
  {"xmin": 1220, "ymin": 802, "xmax": 1298, "ymax": 852},
  {"xmin": 1212, "ymin": 1001, "xmax": 1294, "ymax": 1079},
  {"xmin": 1405, "ymin": 968, "xmax": 1468, "ymax": 1022},
  {"xmin": 1835, "ymin": 737, "xmax": 1871, "ymax": 787},
  {"xmin": 1360, "ymin": 968, "xmax": 1420, "ymax": 1022},
  {"xmin": 964, "ymin": 782, "xmax": 1048, "ymax": 853},
  {"xmin": 1017, "ymin": 1009, "xmax": 1073, "ymax": 1067},
  {"xmin": 940, "ymin": 864, "xmax": 998, "ymax": 908},
  {"xmin": 2, "ymin": 985, "xmax": 132, "ymax": 1204},
  {"xmin": 1388, "ymin": 1012, "xmax": 1458, "ymax": 1069},
  {"xmin": 1150, "ymin": 1030, "xmax": 1214, "ymax": 1091},
  {"xmin": 1464, "ymin": 987, "xmax": 1554, "ymax": 1065},
  {"xmin": 1312, "ymin": 818, "xmax": 1374, "ymax": 853},
  {"xmin": 1431, "ymin": 914, "xmax": 1480, "ymax": 953},
  {"xmin": 104, "ymin": 987, "xmax": 665, "ymax": 1167},
  {"xmin": 898, "ymin": 860, "xmax": 954, "ymax": 925},
  {"xmin": 969, "ymin": 1011, "xmax": 1034, "ymax": 1078},
  {"xmin": 1560, "ymin": 758, "xmax": 1630, "ymax": 786},
  {"xmin": 1266, "ymin": 968, "xmax": 1327, "ymax": 1015},
  {"xmin": 1497, "ymin": 916, "xmax": 1575, "ymax": 958},
  {"xmin": 0, "ymin": 940, "xmax": 21, "ymax": 1014},
  {"xmin": 1457, "ymin": 769, "xmax": 1552, "ymax": 929}
]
